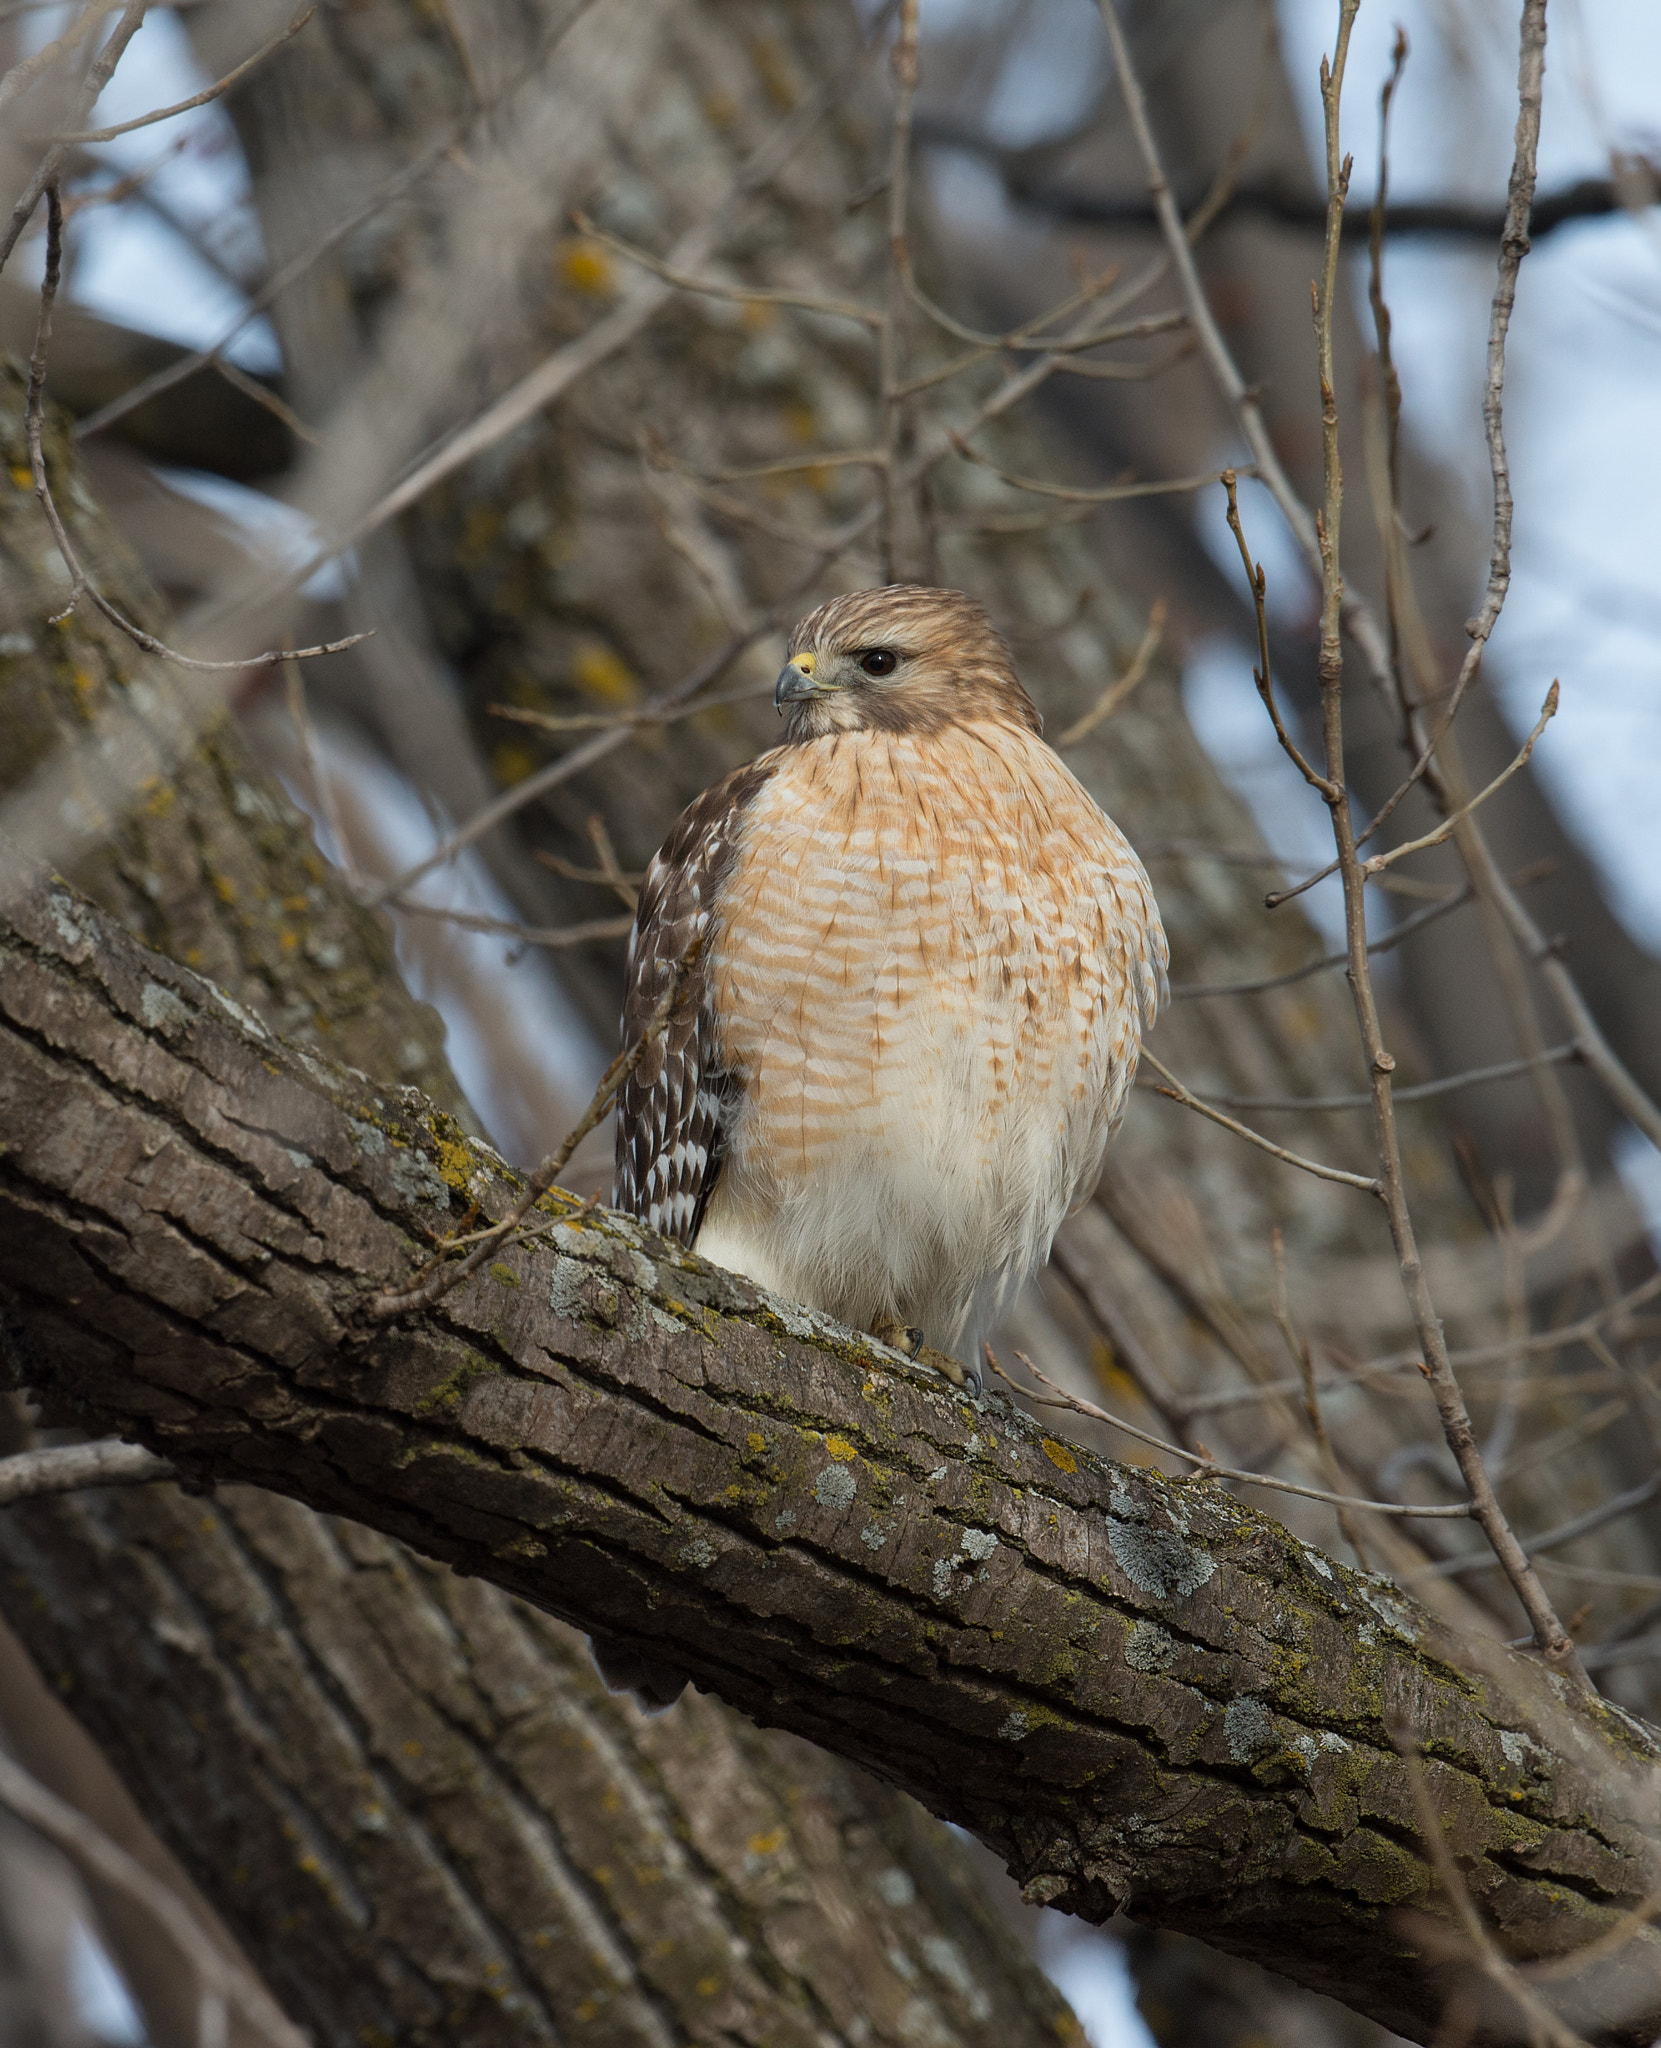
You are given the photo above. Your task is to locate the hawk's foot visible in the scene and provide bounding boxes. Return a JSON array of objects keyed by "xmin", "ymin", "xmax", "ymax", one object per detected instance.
[
  {"xmin": 872, "ymin": 1319, "xmax": 925, "ymax": 1359},
  {"xmin": 872, "ymin": 1321, "xmax": 977, "ymax": 1393}
]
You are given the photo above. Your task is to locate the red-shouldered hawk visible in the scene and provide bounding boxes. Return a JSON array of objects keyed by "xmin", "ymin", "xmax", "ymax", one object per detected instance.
[{"xmin": 614, "ymin": 583, "xmax": 1167, "ymax": 1382}]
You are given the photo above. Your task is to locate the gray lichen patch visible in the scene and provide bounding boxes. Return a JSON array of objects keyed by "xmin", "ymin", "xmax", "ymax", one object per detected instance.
[
  {"xmin": 140, "ymin": 981, "xmax": 192, "ymax": 1034},
  {"xmin": 1124, "ymin": 1620, "xmax": 1176, "ymax": 1674},
  {"xmin": 1108, "ymin": 1518, "xmax": 1215, "ymax": 1602},
  {"xmin": 1225, "ymin": 1696, "xmax": 1278, "ymax": 1764},
  {"xmin": 815, "ymin": 1465, "xmax": 857, "ymax": 1511}
]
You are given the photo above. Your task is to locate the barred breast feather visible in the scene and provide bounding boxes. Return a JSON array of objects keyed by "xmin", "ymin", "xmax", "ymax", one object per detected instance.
[{"xmin": 613, "ymin": 714, "xmax": 1166, "ymax": 1366}]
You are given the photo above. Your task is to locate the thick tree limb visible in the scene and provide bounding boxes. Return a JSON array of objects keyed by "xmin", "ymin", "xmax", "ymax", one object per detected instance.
[{"xmin": 3, "ymin": 858, "xmax": 1661, "ymax": 2043}]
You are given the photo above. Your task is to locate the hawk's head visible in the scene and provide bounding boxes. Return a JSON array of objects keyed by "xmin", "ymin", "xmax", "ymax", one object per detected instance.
[{"xmin": 775, "ymin": 585, "xmax": 1042, "ymax": 742}]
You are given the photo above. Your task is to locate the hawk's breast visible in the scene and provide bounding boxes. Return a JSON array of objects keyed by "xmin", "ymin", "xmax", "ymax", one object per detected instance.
[{"xmin": 694, "ymin": 717, "xmax": 1163, "ymax": 1345}]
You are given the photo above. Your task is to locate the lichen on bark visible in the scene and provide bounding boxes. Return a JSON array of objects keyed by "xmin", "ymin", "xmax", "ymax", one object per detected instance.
[{"xmin": 2, "ymin": 853, "xmax": 1659, "ymax": 2047}]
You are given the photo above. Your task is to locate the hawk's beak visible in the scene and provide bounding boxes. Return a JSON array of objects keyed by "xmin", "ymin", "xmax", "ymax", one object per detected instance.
[{"xmin": 774, "ymin": 651, "xmax": 823, "ymax": 712}]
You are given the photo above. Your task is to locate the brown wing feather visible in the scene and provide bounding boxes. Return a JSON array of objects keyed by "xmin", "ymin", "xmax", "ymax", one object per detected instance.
[{"xmin": 613, "ymin": 756, "xmax": 775, "ymax": 1242}]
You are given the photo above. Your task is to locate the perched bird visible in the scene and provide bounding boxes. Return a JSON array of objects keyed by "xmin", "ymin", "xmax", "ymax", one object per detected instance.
[
  {"xmin": 613, "ymin": 582, "xmax": 1166, "ymax": 1374},
  {"xmin": 592, "ymin": 584, "xmax": 1165, "ymax": 1709}
]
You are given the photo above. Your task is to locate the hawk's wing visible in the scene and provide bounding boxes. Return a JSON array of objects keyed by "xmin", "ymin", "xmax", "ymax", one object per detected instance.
[{"xmin": 612, "ymin": 757, "xmax": 776, "ymax": 1244}]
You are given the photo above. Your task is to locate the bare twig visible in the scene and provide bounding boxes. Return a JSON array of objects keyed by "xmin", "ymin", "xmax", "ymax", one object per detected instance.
[
  {"xmin": 0, "ymin": 0, "xmax": 148, "ymax": 277},
  {"xmin": 366, "ymin": 935, "xmax": 699, "ymax": 1320},
  {"xmin": 1222, "ymin": 470, "xmax": 1337, "ymax": 797},
  {"xmin": 1139, "ymin": 1049, "xmax": 1381, "ymax": 1195},
  {"xmin": 986, "ymin": 1348, "xmax": 1474, "ymax": 1519},
  {"xmin": 25, "ymin": 186, "xmax": 366, "ymax": 670},
  {"xmin": 1194, "ymin": 1042, "xmax": 1579, "ymax": 1115},
  {"xmin": 1359, "ymin": 683, "xmax": 1559, "ymax": 877},
  {"xmin": 1392, "ymin": 1728, "xmax": 1594, "ymax": 2048},
  {"xmin": 1171, "ymin": 883, "xmax": 1474, "ymax": 999},
  {"xmin": 0, "ymin": 1440, "xmax": 172, "ymax": 1503},
  {"xmin": 0, "ymin": 1750, "xmax": 306, "ymax": 2048},
  {"xmin": 878, "ymin": 0, "xmax": 921, "ymax": 580},
  {"xmin": 1298, "ymin": 0, "xmax": 1582, "ymax": 1683},
  {"xmin": 570, "ymin": 211, "xmax": 881, "ymax": 328},
  {"xmin": 385, "ymin": 899, "xmax": 634, "ymax": 950},
  {"xmin": 74, "ymin": 135, "xmax": 457, "ymax": 442},
  {"xmin": 490, "ymin": 680, "xmax": 765, "ymax": 735},
  {"xmin": 1055, "ymin": 598, "xmax": 1165, "ymax": 745},
  {"xmin": 1273, "ymin": 1229, "xmax": 1369, "ymax": 1564},
  {"xmin": 951, "ymin": 437, "xmax": 1246, "ymax": 506},
  {"xmin": 53, "ymin": 7, "xmax": 315, "ymax": 142}
]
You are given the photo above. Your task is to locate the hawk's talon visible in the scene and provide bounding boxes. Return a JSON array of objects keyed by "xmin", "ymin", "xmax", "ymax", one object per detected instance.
[{"xmin": 872, "ymin": 1319, "xmax": 926, "ymax": 1359}]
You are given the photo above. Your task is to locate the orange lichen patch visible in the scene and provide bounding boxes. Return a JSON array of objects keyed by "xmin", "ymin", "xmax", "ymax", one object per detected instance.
[
  {"xmin": 1091, "ymin": 1343, "xmax": 1142, "ymax": 1407},
  {"xmin": 747, "ymin": 34, "xmax": 798, "ymax": 108},
  {"xmin": 572, "ymin": 642, "xmax": 637, "ymax": 703},
  {"xmin": 747, "ymin": 1827, "xmax": 787, "ymax": 1855},
  {"xmin": 558, "ymin": 239, "xmax": 614, "ymax": 295},
  {"xmin": 824, "ymin": 1435, "xmax": 857, "ymax": 1461},
  {"xmin": 1041, "ymin": 1438, "xmax": 1078, "ymax": 1475},
  {"xmin": 780, "ymin": 399, "xmax": 817, "ymax": 444},
  {"xmin": 492, "ymin": 741, "xmax": 537, "ymax": 787},
  {"xmin": 433, "ymin": 1135, "xmax": 474, "ymax": 1192}
]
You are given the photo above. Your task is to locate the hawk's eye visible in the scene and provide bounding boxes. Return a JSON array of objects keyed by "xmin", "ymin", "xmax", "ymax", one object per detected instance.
[{"xmin": 859, "ymin": 648, "xmax": 899, "ymax": 677}]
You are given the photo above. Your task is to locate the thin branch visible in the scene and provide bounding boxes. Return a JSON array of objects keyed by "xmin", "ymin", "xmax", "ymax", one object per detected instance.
[
  {"xmin": 1197, "ymin": 1042, "xmax": 1579, "ymax": 1115},
  {"xmin": 1273, "ymin": 1229, "xmax": 1369, "ymax": 1564},
  {"xmin": 950, "ymin": 438, "xmax": 1245, "ymax": 505},
  {"xmin": 1171, "ymin": 883, "xmax": 1473, "ymax": 999},
  {"xmin": 986, "ymin": 1348, "xmax": 1474, "ymax": 1519},
  {"xmin": 1392, "ymin": 1731, "xmax": 1593, "ymax": 2048},
  {"xmin": 0, "ymin": 1749, "xmax": 307, "ymax": 2048},
  {"xmin": 74, "ymin": 134, "xmax": 457, "ymax": 442},
  {"xmin": 569, "ymin": 211, "xmax": 882, "ymax": 329},
  {"xmin": 490, "ymin": 680, "xmax": 766, "ymax": 735},
  {"xmin": 1359, "ymin": 683, "xmax": 1559, "ymax": 877},
  {"xmin": 878, "ymin": 0, "xmax": 921, "ymax": 580},
  {"xmin": 908, "ymin": 119, "xmax": 1655, "ymax": 243},
  {"xmin": 1182, "ymin": 1271, "xmax": 1661, "ymax": 1420},
  {"xmin": 1092, "ymin": 0, "xmax": 1403, "ymax": 729},
  {"xmin": 366, "ymin": 935, "xmax": 700, "ymax": 1320},
  {"xmin": 53, "ymin": 7, "xmax": 315, "ymax": 142},
  {"xmin": 385, "ymin": 899, "xmax": 634, "ymax": 950},
  {"xmin": 694, "ymin": 450, "xmax": 888, "ymax": 482},
  {"xmin": 1413, "ymin": 1474, "xmax": 1661, "ymax": 1584},
  {"xmin": 1054, "ymin": 598, "xmax": 1165, "ymax": 745},
  {"xmin": 1297, "ymin": 0, "xmax": 1582, "ymax": 1685},
  {"xmin": 1139, "ymin": 1049, "xmax": 1382, "ymax": 1195},
  {"xmin": 1222, "ymin": 469, "xmax": 1338, "ymax": 798},
  {"xmin": 0, "ymin": 1440, "xmax": 172, "ymax": 1503},
  {"xmin": 24, "ymin": 185, "xmax": 366, "ymax": 670},
  {"xmin": 0, "ymin": 0, "xmax": 148, "ymax": 278}
]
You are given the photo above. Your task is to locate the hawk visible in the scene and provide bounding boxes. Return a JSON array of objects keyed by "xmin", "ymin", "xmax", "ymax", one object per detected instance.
[{"xmin": 612, "ymin": 583, "xmax": 1167, "ymax": 1376}]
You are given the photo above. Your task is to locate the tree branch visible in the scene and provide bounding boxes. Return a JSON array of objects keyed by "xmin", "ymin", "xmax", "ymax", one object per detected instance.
[{"xmin": 3, "ymin": 855, "xmax": 1661, "ymax": 2046}]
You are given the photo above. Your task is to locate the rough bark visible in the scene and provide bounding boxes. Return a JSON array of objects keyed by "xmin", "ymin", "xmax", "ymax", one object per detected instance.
[
  {"xmin": 0, "ymin": 384, "xmax": 1077, "ymax": 2048},
  {"xmin": 2, "ymin": 855, "xmax": 1659, "ymax": 2048}
]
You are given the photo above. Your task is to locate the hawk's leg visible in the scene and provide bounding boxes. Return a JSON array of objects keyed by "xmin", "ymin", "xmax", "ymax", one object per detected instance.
[{"xmin": 872, "ymin": 1321, "xmax": 975, "ymax": 1393}]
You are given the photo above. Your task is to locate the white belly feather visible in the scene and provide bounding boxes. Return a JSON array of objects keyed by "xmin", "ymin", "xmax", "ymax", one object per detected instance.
[{"xmin": 694, "ymin": 721, "xmax": 1164, "ymax": 1363}]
